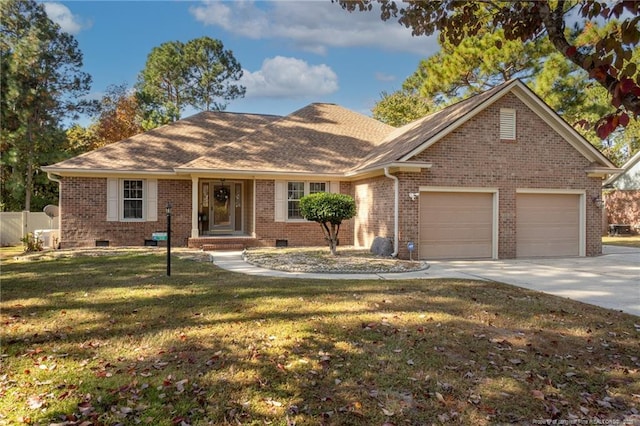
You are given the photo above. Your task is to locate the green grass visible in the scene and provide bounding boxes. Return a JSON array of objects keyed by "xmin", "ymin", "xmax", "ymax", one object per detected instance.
[
  {"xmin": 1, "ymin": 250, "xmax": 638, "ymax": 425},
  {"xmin": 603, "ymin": 235, "xmax": 640, "ymax": 248}
]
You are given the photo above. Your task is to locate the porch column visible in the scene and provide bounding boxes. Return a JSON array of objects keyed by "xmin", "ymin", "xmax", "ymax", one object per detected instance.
[{"xmin": 191, "ymin": 177, "xmax": 199, "ymax": 238}]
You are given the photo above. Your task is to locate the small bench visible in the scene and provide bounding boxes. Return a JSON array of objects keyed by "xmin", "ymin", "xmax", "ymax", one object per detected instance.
[{"xmin": 608, "ymin": 224, "xmax": 631, "ymax": 236}]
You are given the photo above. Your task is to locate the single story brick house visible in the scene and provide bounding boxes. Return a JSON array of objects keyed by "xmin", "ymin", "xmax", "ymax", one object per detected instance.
[
  {"xmin": 43, "ymin": 79, "xmax": 620, "ymax": 259},
  {"xmin": 603, "ymin": 149, "xmax": 640, "ymax": 234}
]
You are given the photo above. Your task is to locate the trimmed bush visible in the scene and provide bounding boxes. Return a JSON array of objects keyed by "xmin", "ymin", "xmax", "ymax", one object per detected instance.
[{"xmin": 299, "ymin": 192, "xmax": 356, "ymax": 255}]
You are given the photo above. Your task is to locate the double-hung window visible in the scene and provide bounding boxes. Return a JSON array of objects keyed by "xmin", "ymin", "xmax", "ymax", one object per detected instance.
[
  {"xmin": 106, "ymin": 178, "xmax": 157, "ymax": 222},
  {"xmin": 286, "ymin": 181, "xmax": 328, "ymax": 220},
  {"xmin": 123, "ymin": 179, "xmax": 144, "ymax": 220}
]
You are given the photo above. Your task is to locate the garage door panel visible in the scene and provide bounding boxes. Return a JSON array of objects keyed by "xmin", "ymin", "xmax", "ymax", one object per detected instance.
[
  {"xmin": 419, "ymin": 192, "xmax": 493, "ymax": 260},
  {"xmin": 516, "ymin": 193, "xmax": 580, "ymax": 257}
]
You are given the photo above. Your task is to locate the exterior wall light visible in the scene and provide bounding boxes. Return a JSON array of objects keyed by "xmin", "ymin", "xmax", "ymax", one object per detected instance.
[{"xmin": 592, "ymin": 196, "xmax": 604, "ymax": 208}]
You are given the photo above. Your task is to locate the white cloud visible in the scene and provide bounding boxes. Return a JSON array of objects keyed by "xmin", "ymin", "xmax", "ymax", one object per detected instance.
[
  {"xmin": 375, "ymin": 72, "xmax": 396, "ymax": 82},
  {"xmin": 43, "ymin": 2, "xmax": 91, "ymax": 35},
  {"xmin": 189, "ymin": 0, "xmax": 437, "ymax": 56},
  {"xmin": 241, "ymin": 56, "xmax": 338, "ymax": 98}
]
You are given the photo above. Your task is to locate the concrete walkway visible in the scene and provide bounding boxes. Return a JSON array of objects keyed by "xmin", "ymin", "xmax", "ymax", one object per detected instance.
[{"xmin": 209, "ymin": 246, "xmax": 640, "ymax": 317}]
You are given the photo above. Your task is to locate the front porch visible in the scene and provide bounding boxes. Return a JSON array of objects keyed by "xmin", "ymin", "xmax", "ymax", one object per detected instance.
[{"xmin": 187, "ymin": 177, "xmax": 256, "ymax": 240}]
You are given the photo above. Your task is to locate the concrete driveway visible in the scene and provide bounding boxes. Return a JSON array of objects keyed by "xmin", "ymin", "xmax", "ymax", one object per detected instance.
[
  {"xmin": 426, "ymin": 245, "xmax": 640, "ymax": 317},
  {"xmin": 211, "ymin": 245, "xmax": 640, "ymax": 317}
]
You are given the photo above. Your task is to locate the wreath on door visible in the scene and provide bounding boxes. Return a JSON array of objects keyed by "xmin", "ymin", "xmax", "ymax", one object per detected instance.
[{"xmin": 215, "ymin": 187, "xmax": 230, "ymax": 203}]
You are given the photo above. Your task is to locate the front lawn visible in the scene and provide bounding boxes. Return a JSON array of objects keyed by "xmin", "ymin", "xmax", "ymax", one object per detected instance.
[
  {"xmin": 603, "ymin": 235, "xmax": 640, "ymax": 248},
  {"xmin": 1, "ymin": 250, "xmax": 638, "ymax": 425}
]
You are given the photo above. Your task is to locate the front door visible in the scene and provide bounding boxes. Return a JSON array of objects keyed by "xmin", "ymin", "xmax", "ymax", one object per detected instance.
[{"xmin": 199, "ymin": 180, "xmax": 243, "ymax": 235}]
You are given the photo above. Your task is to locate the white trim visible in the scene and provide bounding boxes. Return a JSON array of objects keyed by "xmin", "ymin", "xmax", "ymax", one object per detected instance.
[
  {"xmin": 146, "ymin": 179, "xmax": 158, "ymax": 222},
  {"xmin": 384, "ymin": 167, "xmax": 399, "ymax": 257},
  {"xmin": 515, "ymin": 188, "xmax": 586, "ymax": 256},
  {"xmin": 274, "ymin": 180, "xmax": 286, "ymax": 222},
  {"xmin": 399, "ymin": 80, "xmax": 617, "ymax": 170},
  {"xmin": 419, "ymin": 186, "xmax": 499, "ymax": 193},
  {"xmin": 106, "ymin": 178, "xmax": 118, "ymax": 222},
  {"xmin": 191, "ymin": 177, "xmax": 199, "ymax": 238},
  {"xmin": 508, "ymin": 84, "xmax": 617, "ymax": 168},
  {"xmin": 277, "ymin": 180, "xmax": 332, "ymax": 222},
  {"xmin": 400, "ymin": 83, "xmax": 518, "ymax": 162},
  {"xmin": 419, "ymin": 187, "xmax": 499, "ymax": 259},
  {"xmin": 604, "ymin": 149, "xmax": 640, "ymax": 187},
  {"xmin": 120, "ymin": 179, "xmax": 146, "ymax": 222},
  {"xmin": 516, "ymin": 188, "xmax": 585, "ymax": 194},
  {"xmin": 252, "ymin": 180, "xmax": 257, "ymax": 237}
]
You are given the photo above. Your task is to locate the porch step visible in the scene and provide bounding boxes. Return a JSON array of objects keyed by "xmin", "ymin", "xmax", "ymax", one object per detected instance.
[
  {"xmin": 188, "ymin": 236, "xmax": 267, "ymax": 251},
  {"xmin": 201, "ymin": 243, "xmax": 246, "ymax": 251}
]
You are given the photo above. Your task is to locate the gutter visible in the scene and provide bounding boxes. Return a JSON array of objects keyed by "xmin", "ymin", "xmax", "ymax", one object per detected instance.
[{"xmin": 384, "ymin": 167, "xmax": 399, "ymax": 257}]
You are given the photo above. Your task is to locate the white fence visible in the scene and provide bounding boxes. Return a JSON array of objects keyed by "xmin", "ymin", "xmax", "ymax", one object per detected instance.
[{"xmin": 0, "ymin": 211, "xmax": 59, "ymax": 246}]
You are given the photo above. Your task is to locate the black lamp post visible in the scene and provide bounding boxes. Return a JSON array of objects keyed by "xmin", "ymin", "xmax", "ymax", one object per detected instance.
[{"xmin": 166, "ymin": 202, "xmax": 172, "ymax": 276}]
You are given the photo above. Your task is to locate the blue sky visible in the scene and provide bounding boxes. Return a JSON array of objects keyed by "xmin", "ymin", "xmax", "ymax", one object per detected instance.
[{"xmin": 42, "ymin": 0, "xmax": 440, "ymax": 123}]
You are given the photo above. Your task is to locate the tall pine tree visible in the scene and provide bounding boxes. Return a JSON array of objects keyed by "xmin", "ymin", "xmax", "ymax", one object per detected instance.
[{"xmin": 0, "ymin": 0, "xmax": 93, "ymax": 211}]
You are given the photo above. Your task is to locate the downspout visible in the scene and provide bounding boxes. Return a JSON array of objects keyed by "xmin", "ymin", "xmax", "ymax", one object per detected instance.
[
  {"xmin": 46, "ymin": 172, "xmax": 62, "ymax": 232},
  {"xmin": 384, "ymin": 167, "xmax": 399, "ymax": 257}
]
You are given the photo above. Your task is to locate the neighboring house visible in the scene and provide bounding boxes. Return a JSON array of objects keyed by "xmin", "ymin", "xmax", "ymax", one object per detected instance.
[
  {"xmin": 603, "ymin": 150, "xmax": 640, "ymax": 234},
  {"xmin": 43, "ymin": 80, "xmax": 620, "ymax": 260}
]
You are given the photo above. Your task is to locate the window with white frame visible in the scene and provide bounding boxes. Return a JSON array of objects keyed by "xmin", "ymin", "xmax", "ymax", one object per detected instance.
[
  {"xmin": 287, "ymin": 181, "xmax": 327, "ymax": 220},
  {"xmin": 107, "ymin": 178, "xmax": 157, "ymax": 222},
  {"xmin": 123, "ymin": 179, "xmax": 144, "ymax": 219}
]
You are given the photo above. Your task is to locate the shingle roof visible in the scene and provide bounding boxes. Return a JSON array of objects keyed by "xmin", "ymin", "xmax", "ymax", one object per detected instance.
[
  {"xmin": 352, "ymin": 83, "xmax": 506, "ymax": 172},
  {"xmin": 178, "ymin": 103, "xmax": 395, "ymax": 174},
  {"xmin": 45, "ymin": 79, "xmax": 616, "ymax": 178},
  {"xmin": 46, "ymin": 111, "xmax": 281, "ymax": 172}
]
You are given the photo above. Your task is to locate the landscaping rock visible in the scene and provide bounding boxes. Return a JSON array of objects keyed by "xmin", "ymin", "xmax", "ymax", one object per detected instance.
[{"xmin": 370, "ymin": 236, "xmax": 394, "ymax": 256}]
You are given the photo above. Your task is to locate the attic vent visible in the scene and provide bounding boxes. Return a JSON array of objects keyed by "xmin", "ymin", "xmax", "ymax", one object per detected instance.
[{"xmin": 500, "ymin": 108, "xmax": 516, "ymax": 140}]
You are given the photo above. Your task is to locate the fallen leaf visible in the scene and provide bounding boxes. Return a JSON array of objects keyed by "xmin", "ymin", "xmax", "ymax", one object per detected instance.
[
  {"xmin": 532, "ymin": 390, "xmax": 545, "ymax": 400},
  {"xmin": 435, "ymin": 392, "xmax": 445, "ymax": 403},
  {"xmin": 27, "ymin": 395, "xmax": 44, "ymax": 409},
  {"xmin": 381, "ymin": 407, "xmax": 394, "ymax": 416}
]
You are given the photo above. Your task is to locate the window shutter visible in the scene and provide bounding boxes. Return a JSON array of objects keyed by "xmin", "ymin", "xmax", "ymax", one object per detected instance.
[
  {"xmin": 274, "ymin": 180, "xmax": 286, "ymax": 222},
  {"xmin": 106, "ymin": 178, "xmax": 118, "ymax": 221},
  {"xmin": 146, "ymin": 179, "xmax": 158, "ymax": 222},
  {"xmin": 330, "ymin": 181, "xmax": 340, "ymax": 193},
  {"xmin": 500, "ymin": 108, "xmax": 516, "ymax": 140}
]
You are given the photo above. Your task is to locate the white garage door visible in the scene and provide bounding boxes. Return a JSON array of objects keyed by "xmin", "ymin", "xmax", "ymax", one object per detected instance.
[
  {"xmin": 516, "ymin": 193, "xmax": 580, "ymax": 257},
  {"xmin": 419, "ymin": 192, "xmax": 494, "ymax": 259}
]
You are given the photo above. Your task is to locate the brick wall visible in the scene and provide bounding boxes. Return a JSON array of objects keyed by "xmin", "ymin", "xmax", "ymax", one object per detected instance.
[
  {"xmin": 394, "ymin": 93, "xmax": 603, "ymax": 259},
  {"xmin": 353, "ymin": 176, "xmax": 395, "ymax": 248},
  {"xmin": 59, "ymin": 177, "xmax": 192, "ymax": 248},
  {"xmin": 254, "ymin": 179, "xmax": 354, "ymax": 247},
  {"xmin": 605, "ymin": 190, "xmax": 640, "ymax": 232}
]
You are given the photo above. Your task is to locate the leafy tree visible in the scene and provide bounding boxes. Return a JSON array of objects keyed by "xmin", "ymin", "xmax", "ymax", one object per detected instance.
[
  {"xmin": 0, "ymin": 0, "xmax": 93, "ymax": 211},
  {"xmin": 93, "ymin": 83, "xmax": 144, "ymax": 146},
  {"xmin": 372, "ymin": 89, "xmax": 432, "ymax": 126},
  {"xmin": 184, "ymin": 37, "xmax": 246, "ymax": 111},
  {"xmin": 373, "ymin": 29, "xmax": 554, "ymax": 126},
  {"xmin": 64, "ymin": 124, "xmax": 99, "ymax": 156},
  {"xmin": 299, "ymin": 192, "xmax": 356, "ymax": 255},
  {"xmin": 339, "ymin": 0, "xmax": 640, "ymax": 138},
  {"xmin": 410, "ymin": 29, "xmax": 554, "ymax": 105},
  {"xmin": 137, "ymin": 36, "xmax": 245, "ymax": 124}
]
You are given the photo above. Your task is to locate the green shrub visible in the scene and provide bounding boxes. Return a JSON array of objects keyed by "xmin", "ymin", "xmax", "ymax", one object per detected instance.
[{"xmin": 21, "ymin": 232, "xmax": 43, "ymax": 253}]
